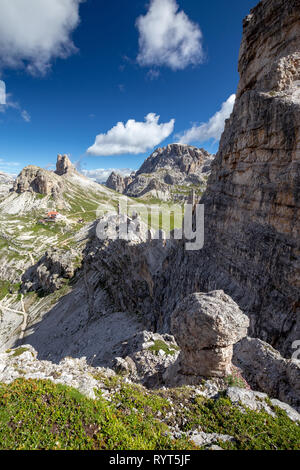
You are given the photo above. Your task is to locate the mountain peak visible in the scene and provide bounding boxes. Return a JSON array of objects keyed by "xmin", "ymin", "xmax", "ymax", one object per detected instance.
[
  {"xmin": 136, "ymin": 144, "xmax": 213, "ymax": 176},
  {"xmin": 55, "ymin": 154, "xmax": 76, "ymax": 176}
]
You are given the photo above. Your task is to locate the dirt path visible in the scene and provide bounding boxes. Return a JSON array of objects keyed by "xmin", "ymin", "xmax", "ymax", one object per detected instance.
[
  {"xmin": 19, "ymin": 295, "xmax": 28, "ymax": 340},
  {"xmin": 0, "ymin": 297, "xmax": 28, "ymax": 341}
]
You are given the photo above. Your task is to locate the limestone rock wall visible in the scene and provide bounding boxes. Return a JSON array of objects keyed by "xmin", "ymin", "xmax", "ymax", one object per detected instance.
[
  {"xmin": 55, "ymin": 154, "xmax": 76, "ymax": 176},
  {"xmin": 13, "ymin": 165, "xmax": 63, "ymax": 199},
  {"xmin": 154, "ymin": 0, "xmax": 300, "ymax": 357},
  {"xmin": 202, "ymin": 0, "xmax": 300, "ymax": 355}
]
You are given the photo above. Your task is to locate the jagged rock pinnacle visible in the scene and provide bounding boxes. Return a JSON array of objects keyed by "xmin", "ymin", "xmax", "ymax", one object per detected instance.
[{"xmin": 55, "ymin": 154, "xmax": 76, "ymax": 176}]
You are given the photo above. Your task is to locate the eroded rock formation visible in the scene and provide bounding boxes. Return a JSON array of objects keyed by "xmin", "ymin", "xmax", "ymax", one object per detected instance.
[
  {"xmin": 200, "ymin": 0, "xmax": 300, "ymax": 355},
  {"xmin": 21, "ymin": 249, "xmax": 77, "ymax": 294},
  {"xmin": 55, "ymin": 154, "xmax": 76, "ymax": 176},
  {"xmin": 171, "ymin": 291, "xmax": 249, "ymax": 378},
  {"xmin": 106, "ymin": 171, "xmax": 134, "ymax": 193},
  {"xmin": 13, "ymin": 165, "xmax": 63, "ymax": 199},
  {"xmin": 106, "ymin": 144, "xmax": 214, "ymax": 201}
]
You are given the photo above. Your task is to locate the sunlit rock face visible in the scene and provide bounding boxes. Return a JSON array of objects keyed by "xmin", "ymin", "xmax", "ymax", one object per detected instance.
[
  {"xmin": 155, "ymin": 0, "xmax": 300, "ymax": 357},
  {"xmin": 202, "ymin": 0, "xmax": 300, "ymax": 355},
  {"xmin": 55, "ymin": 154, "xmax": 76, "ymax": 176},
  {"xmin": 13, "ymin": 165, "xmax": 63, "ymax": 198},
  {"xmin": 105, "ymin": 144, "xmax": 214, "ymax": 202}
]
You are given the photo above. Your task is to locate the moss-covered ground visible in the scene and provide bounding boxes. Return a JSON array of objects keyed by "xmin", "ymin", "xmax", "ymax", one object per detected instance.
[{"xmin": 0, "ymin": 378, "xmax": 299, "ymax": 450}]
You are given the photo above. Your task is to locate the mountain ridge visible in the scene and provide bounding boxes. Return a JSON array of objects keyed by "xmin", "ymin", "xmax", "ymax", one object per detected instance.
[{"xmin": 106, "ymin": 143, "xmax": 214, "ymax": 202}]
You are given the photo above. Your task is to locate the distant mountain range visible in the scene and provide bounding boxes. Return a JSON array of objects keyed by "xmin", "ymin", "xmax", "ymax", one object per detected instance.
[{"xmin": 106, "ymin": 143, "xmax": 214, "ymax": 202}]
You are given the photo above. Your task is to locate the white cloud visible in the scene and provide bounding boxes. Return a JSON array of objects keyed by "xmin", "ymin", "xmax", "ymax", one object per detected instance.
[
  {"xmin": 178, "ymin": 94, "xmax": 236, "ymax": 144},
  {"xmin": 0, "ymin": 80, "xmax": 6, "ymax": 104},
  {"xmin": 0, "ymin": 158, "xmax": 20, "ymax": 175},
  {"xmin": 87, "ymin": 113, "xmax": 175, "ymax": 156},
  {"xmin": 0, "ymin": 159, "xmax": 20, "ymax": 168},
  {"xmin": 147, "ymin": 69, "xmax": 160, "ymax": 80},
  {"xmin": 136, "ymin": 0, "xmax": 204, "ymax": 70},
  {"xmin": 0, "ymin": 92, "xmax": 31, "ymax": 122},
  {"xmin": 0, "ymin": 0, "xmax": 84, "ymax": 75},
  {"xmin": 21, "ymin": 110, "xmax": 31, "ymax": 123},
  {"xmin": 81, "ymin": 168, "xmax": 134, "ymax": 183}
]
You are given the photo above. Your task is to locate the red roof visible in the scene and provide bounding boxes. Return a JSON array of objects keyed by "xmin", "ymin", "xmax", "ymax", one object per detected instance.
[{"xmin": 47, "ymin": 211, "xmax": 59, "ymax": 216}]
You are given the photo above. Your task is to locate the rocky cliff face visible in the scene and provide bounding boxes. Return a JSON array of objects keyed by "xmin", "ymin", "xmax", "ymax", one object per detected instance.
[
  {"xmin": 13, "ymin": 166, "xmax": 63, "ymax": 199},
  {"xmin": 106, "ymin": 171, "xmax": 134, "ymax": 193},
  {"xmin": 106, "ymin": 144, "xmax": 214, "ymax": 202},
  {"xmin": 201, "ymin": 0, "xmax": 300, "ymax": 355},
  {"xmin": 55, "ymin": 154, "xmax": 77, "ymax": 176},
  {"xmin": 137, "ymin": 144, "xmax": 212, "ymax": 176},
  {"xmin": 156, "ymin": 0, "xmax": 300, "ymax": 357}
]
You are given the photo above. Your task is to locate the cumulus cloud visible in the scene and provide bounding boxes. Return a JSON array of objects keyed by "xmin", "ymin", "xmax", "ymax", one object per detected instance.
[
  {"xmin": 136, "ymin": 0, "xmax": 204, "ymax": 70},
  {"xmin": 81, "ymin": 168, "xmax": 134, "ymax": 183},
  {"xmin": 0, "ymin": 0, "xmax": 84, "ymax": 75},
  {"xmin": 87, "ymin": 113, "xmax": 175, "ymax": 156},
  {"xmin": 178, "ymin": 94, "xmax": 236, "ymax": 144}
]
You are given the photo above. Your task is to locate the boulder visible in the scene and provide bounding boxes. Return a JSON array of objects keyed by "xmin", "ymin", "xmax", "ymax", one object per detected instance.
[
  {"xmin": 171, "ymin": 291, "xmax": 249, "ymax": 377},
  {"xmin": 234, "ymin": 336, "xmax": 300, "ymax": 411}
]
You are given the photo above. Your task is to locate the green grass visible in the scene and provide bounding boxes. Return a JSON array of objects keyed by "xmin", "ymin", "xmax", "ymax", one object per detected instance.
[
  {"xmin": 6, "ymin": 347, "xmax": 30, "ymax": 358},
  {"xmin": 224, "ymin": 373, "xmax": 247, "ymax": 389},
  {"xmin": 181, "ymin": 394, "xmax": 300, "ymax": 450},
  {"xmin": 0, "ymin": 379, "xmax": 194, "ymax": 451},
  {"xmin": 148, "ymin": 340, "xmax": 180, "ymax": 356},
  {"xmin": 0, "ymin": 378, "xmax": 299, "ymax": 450},
  {"xmin": 0, "ymin": 280, "xmax": 11, "ymax": 300}
]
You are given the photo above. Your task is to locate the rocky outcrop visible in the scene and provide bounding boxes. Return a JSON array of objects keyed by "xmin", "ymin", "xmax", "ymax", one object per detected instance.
[
  {"xmin": 55, "ymin": 154, "xmax": 76, "ymax": 176},
  {"xmin": 0, "ymin": 345, "xmax": 115, "ymax": 399},
  {"xmin": 112, "ymin": 330, "xmax": 180, "ymax": 388},
  {"xmin": 13, "ymin": 166, "xmax": 63, "ymax": 199},
  {"xmin": 237, "ymin": 0, "xmax": 300, "ymax": 98},
  {"xmin": 21, "ymin": 249, "xmax": 77, "ymax": 294},
  {"xmin": 234, "ymin": 337, "xmax": 300, "ymax": 411},
  {"xmin": 106, "ymin": 171, "xmax": 134, "ymax": 193},
  {"xmin": 171, "ymin": 291, "xmax": 249, "ymax": 378},
  {"xmin": 226, "ymin": 387, "xmax": 300, "ymax": 423},
  {"xmin": 82, "ymin": 213, "xmax": 173, "ymax": 326},
  {"xmin": 106, "ymin": 144, "xmax": 214, "ymax": 201}
]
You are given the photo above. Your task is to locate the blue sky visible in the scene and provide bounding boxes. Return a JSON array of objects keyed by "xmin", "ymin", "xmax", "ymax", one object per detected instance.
[{"xmin": 0, "ymin": 0, "xmax": 257, "ymax": 180}]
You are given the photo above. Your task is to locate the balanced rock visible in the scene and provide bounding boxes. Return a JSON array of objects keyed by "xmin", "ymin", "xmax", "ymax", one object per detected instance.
[{"xmin": 171, "ymin": 290, "xmax": 249, "ymax": 377}]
